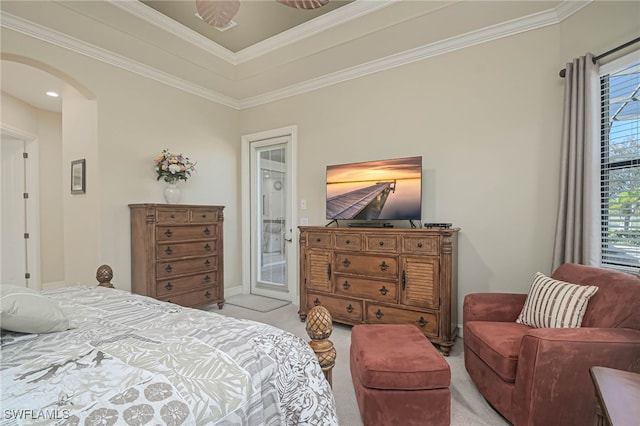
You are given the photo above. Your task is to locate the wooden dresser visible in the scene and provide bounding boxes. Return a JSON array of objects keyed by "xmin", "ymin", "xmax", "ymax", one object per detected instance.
[
  {"xmin": 129, "ymin": 204, "xmax": 224, "ymax": 309},
  {"xmin": 298, "ymin": 226, "xmax": 459, "ymax": 355}
]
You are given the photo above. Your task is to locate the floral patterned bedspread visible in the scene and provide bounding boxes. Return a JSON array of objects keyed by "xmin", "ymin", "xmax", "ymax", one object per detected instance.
[{"xmin": 0, "ymin": 287, "xmax": 338, "ymax": 425}]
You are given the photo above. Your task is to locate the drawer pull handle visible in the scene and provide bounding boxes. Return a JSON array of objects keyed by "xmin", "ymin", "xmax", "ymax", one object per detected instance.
[
  {"xmin": 204, "ymin": 243, "xmax": 211, "ymax": 251},
  {"xmin": 418, "ymin": 316, "xmax": 428, "ymax": 327},
  {"xmin": 204, "ymin": 227, "xmax": 211, "ymax": 236},
  {"xmin": 379, "ymin": 261, "xmax": 389, "ymax": 271},
  {"xmin": 375, "ymin": 309, "xmax": 384, "ymax": 319},
  {"xmin": 205, "ymin": 291, "xmax": 211, "ymax": 298},
  {"xmin": 170, "ymin": 214, "xmax": 175, "ymax": 218},
  {"xmin": 202, "ymin": 214, "xmax": 207, "ymax": 218},
  {"xmin": 379, "ymin": 241, "xmax": 384, "ymax": 246},
  {"xmin": 165, "ymin": 246, "xmax": 173, "ymax": 255},
  {"xmin": 164, "ymin": 229, "xmax": 173, "ymax": 237},
  {"xmin": 417, "ymin": 242, "xmax": 423, "ymax": 248},
  {"xmin": 346, "ymin": 304, "xmax": 354, "ymax": 314},
  {"xmin": 402, "ymin": 270, "xmax": 406, "ymax": 290},
  {"xmin": 165, "ymin": 264, "xmax": 173, "ymax": 273},
  {"xmin": 342, "ymin": 281, "xmax": 351, "ymax": 290},
  {"xmin": 379, "ymin": 286, "xmax": 388, "ymax": 295},
  {"xmin": 327, "ymin": 264, "xmax": 332, "ymax": 280},
  {"xmin": 342, "ymin": 258, "xmax": 351, "ymax": 267},
  {"xmin": 316, "ymin": 238, "xmax": 321, "ymax": 242},
  {"xmin": 345, "ymin": 239, "xmax": 350, "ymax": 244},
  {"xmin": 204, "ymin": 275, "xmax": 211, "ymax": 283},
  {"xmin": 205, "ymin": 259, "xmax": 211, "ymax": 266},
  {"xmin": 314, "ymin": 298, "xmax": 321, "ymax": 306},
  {"xmin": 165, "ymin": 282, "xmax": 173, "ymax": 290}
]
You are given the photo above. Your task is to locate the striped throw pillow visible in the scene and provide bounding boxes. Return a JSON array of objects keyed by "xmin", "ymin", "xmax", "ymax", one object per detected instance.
[{"xmin": 516, "ymin": 272, "xmax": 599, "ymax": 328}]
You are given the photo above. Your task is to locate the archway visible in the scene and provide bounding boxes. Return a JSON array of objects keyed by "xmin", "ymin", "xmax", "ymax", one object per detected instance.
[{"xmin": 1, "ymin": 56, "xmax": 96, "ymax": 289}]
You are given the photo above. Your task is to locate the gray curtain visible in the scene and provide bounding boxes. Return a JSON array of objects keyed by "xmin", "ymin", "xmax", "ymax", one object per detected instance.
[{"xmin": 552, "ymin": 53, "xmax": 600, "ymax": 271}]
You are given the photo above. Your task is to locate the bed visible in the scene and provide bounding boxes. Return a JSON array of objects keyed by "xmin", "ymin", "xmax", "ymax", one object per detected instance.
[{"xmin": 0, "ymin": 272, "xmax": 338, "ymax": 426}]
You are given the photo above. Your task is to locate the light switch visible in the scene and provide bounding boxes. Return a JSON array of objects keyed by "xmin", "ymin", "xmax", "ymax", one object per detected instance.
[
  {"xmin": 301, "ymin": 199, "xmax": 307, "ymax": 210},
  {"xmin": 300, "ymin": 217, "xmax": 309, "ymax": 225}
]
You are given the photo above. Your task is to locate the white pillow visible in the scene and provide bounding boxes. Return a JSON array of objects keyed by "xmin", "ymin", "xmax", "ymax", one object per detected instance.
[
  {"xmin": 516, "ymin": 272, "xmax": 598, "ymax": 328},
  {"xmin": 0, "ymin": 284, "xmax": 71, "ymax": 334}
]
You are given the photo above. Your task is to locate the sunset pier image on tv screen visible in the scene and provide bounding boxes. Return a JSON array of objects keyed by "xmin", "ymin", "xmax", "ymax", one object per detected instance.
[{"xmin": 326, "ymin": 156, "xmax": 422, "ymax": 220}]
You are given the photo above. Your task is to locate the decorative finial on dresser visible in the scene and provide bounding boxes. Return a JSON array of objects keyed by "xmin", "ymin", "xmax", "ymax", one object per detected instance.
[{"xmin": 96, "ymin": 264, "xmax": 115, "ymax": 288}]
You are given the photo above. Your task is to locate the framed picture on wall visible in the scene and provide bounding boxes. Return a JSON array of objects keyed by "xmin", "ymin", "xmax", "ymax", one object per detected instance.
[{"xmin": 71, "ymin": 159, "xmax": 86, "ymax": 194}]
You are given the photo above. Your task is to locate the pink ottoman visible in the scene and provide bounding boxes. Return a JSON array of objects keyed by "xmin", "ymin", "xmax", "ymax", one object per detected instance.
[{"xmin": 350, "ymin": 324, "xmax": 451, "ymax": 426}]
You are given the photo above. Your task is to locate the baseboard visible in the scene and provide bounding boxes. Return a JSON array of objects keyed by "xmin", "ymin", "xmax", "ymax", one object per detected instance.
[{"xmin": 225, "ymin": 285, "xmax": 243, "ymax": 297}]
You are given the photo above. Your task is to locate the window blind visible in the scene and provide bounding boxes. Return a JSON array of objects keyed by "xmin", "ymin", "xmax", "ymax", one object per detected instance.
[{"xmin": 600, "ymin": 58, "xmax": 640, "ymax": 273}]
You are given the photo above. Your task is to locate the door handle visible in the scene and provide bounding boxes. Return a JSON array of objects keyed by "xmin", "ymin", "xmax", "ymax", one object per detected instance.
[{"xmin": 284, "ymin": 237, "xmax": 292, "ymax": 242}]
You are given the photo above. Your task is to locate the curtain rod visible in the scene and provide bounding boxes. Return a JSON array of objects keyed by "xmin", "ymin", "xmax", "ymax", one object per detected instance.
[{"xmin": 558, "ymin": 36, "xmax": 640, "ymax": 77}]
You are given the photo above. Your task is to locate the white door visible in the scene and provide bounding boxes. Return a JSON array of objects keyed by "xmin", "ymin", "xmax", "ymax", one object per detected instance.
[
  {"xmin": 244, "ymin": 129, "xmax": 297, "ymax": 301},
  {"xmin": 1, "ymin": 137, "xmax": 28, "ymax": 287}
]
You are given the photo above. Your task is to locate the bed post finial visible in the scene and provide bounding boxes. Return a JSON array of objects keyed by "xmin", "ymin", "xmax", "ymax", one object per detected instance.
[
  {"xmin": 306, "ymin": 305, "xmax": 336, "ymax": 386},
  {"xmin": 96, "ymin": 264, "xmax": 115, "ymax": 288}
]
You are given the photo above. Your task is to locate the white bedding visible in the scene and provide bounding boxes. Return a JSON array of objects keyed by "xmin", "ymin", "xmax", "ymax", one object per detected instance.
[{"xmin": 0, "ymin": 286, "xmax": 338, "ymax": 425}]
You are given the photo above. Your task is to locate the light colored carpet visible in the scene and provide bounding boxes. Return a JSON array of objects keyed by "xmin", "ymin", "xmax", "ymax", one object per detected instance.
[
  {"xmin": 204, "ymin": 303, "xmax": 510, "ymax": 426},
  {"xmin": 225, "ymin": 294, "xmax": 290, "ymax": 312}
]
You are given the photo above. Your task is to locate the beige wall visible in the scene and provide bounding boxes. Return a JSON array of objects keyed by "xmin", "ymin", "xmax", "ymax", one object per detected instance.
[
  {"xmin": 93, "ymin": 66, "xmax": 240, "ymax": 291},
  {"xmin": 62, "ymin": 90, "xmax": 100, "ymax": 285},
  {"xmin": 240, "ymin": 26, "xmax": 561, "ymax": 312},
  {"xmin": 1, "ymin": 92, "xmax": 64, "ymax": 285},
  {"xmin": 239, "ymin": 1, "xmax": 640, "ymax": 319},
  {"xmin": 1, "ymin": 29, "xmax": 240, "ymax": 290},
  {"xmin": 37, "ymin": 108, "xmax": 64, "ymax": 284},
  {"xmin": 1, "ymin": 1, "xmax": 637, "ymax": 318}
]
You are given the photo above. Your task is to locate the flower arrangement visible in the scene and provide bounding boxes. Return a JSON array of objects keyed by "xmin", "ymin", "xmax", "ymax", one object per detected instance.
[{"xmin": 154, "ymin": 149, "xmax": 197, "ymax": 184}]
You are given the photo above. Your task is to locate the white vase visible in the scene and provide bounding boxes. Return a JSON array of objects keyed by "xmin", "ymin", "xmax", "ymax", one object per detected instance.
[{"xmin": 164, "ymin": 183, "xmax": 181, "ymax": 204}]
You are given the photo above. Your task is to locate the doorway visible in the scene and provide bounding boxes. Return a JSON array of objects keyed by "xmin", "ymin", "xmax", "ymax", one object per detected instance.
[
  {"xmin": 241, "ymin": 126, "xmax": 298, "ymax": 302},
  {"xmin": 1, "ymin": 131, "xmax": 39, "ymax": 289}
]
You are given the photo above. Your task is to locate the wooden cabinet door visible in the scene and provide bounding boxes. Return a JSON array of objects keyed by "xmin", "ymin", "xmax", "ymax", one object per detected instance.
[
  {"xmin": 305, "ymin": 249, "xmax": 332, "ymax": 292},
  {"xmin": 401, "ymin": 256, "xmax": 439, "ymax": 308}
]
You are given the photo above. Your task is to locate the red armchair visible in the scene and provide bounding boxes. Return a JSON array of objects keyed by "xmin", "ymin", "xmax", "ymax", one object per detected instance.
[{"xmin": 463, "ymin": 263, "xmax": 640, "ymax": 426}]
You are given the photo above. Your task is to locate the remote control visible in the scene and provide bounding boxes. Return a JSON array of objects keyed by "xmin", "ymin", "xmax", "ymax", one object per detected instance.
[{"xmin": 424, "ymin": 223, "xmax": 452, "ymax": 229}]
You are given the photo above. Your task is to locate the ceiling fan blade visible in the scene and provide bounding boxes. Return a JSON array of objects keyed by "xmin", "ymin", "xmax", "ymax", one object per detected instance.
[
  {"xmin": 276, "ymin": 0, "xmax": 329, "ymax": 10},
  {"xmin": 196, "ymin": 0, "xmax": 240, "ymax": 28}
]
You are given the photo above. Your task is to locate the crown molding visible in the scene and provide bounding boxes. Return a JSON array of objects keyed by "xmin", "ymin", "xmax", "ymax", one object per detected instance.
[
  {"xmin": 554, "ymin": 0, "xmax": 591, "ymax": 21},
  {"xmin": 233, "ymin": 0, "xmax": 398, "ymax": 63},
  {"xmin": 1, "ymin": 1, "xmax": 590, "ymax": 111},
  {"xmin": 107, "ymin": 0, "xmax": 237, "ymax": 64},
  {"xmin": 237, "ymin": 0, "xmax": 592, "ymax": 108},
  {"xmin": 0, "ymin": 11, "xmax": 240, "ymax": 109},
  {"xmin": 111, "ymin": 0, "xmax": 397, "ymax": 65}
]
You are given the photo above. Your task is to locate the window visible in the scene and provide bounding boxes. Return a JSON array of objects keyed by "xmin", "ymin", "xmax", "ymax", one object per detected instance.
[{"xmin": 599, "ymin": 53, "xmax": 640, "ymax": 273}]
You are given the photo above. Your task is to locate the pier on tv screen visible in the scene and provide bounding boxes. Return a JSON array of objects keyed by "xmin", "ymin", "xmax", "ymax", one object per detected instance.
[{"xmin": 326, "ymin": 156, "xmax": 422, "ymax": 220}]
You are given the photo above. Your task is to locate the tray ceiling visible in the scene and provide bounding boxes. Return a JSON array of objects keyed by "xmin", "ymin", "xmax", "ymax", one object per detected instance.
[{"xmin": 1, "ymin": 1, "xmax": 582, "ymax": 111}]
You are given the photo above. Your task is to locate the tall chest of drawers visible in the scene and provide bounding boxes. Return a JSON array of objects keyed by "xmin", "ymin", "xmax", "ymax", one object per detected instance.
[
  {"xmin": 298, "ymin": 226, "xmax": 459, "ymax": 355},
  {"xmin": 129, "ymin": 204, "xmax": 224, "ymax": 309}
]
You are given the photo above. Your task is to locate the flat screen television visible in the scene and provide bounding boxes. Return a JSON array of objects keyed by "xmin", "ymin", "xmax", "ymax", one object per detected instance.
[{"xmin": 326, "ymin": 155, "xmax": 422, "ymax": 221}]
